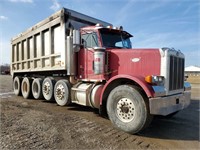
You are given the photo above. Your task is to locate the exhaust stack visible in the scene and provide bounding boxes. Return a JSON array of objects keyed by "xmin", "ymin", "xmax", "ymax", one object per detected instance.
[{"xmin": 66, "ymin": 30, "xmax": 80, "ymax": 75}]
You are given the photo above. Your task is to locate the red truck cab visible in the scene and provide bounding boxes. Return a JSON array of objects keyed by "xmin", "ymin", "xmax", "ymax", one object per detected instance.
[{"xmin": 74, "ymin": 24, "xmax": 191, "ymax": 133}]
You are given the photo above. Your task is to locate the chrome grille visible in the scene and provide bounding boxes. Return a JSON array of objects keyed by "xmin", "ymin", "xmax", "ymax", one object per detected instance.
[{"xmin": 169, "ymin": 56, "xmax": 184, "ymax": 91}]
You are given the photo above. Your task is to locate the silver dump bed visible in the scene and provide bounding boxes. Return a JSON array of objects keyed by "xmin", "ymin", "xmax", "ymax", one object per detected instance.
[{"xmin": 11, "ymin": 8, "xmax": 111, "ymax": 76}]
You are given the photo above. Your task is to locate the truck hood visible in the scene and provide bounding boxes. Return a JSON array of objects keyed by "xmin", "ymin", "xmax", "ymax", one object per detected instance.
[{"xmin": 107, "ymin": 48, "xmax": 161, "ymax": 77}]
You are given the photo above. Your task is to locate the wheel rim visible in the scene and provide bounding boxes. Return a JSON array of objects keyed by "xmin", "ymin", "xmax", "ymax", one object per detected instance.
[
  {"xmin": 55, "ymin": 84, "xmax": 65, "ymax": 100},
  {"xmin": 23, "ymin": 82, "xmax": 28, "ymax": 93},
  {"xmin": 116, "ymin": 98, "xmax": 135, "ymax": 122},
  {"xmin": 14, "ymin": 80, "xmax": 18, "ymax": 90},
  {"xmin": 32, "ymin": 82, "xmax": 38, "ymax": 94},
  {"xmin": 43, "ymin": 82, "xmax": 50, "ymax": 95}
]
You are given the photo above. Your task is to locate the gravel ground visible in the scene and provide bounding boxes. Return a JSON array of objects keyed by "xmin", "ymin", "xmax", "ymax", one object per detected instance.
[
  {"xmin": 0, "ymin": 75, "xmax": 199, "ymax": 149},
  {"xmin": 0, "ymin": 95, "xmax": 158, "ymax": 149}
]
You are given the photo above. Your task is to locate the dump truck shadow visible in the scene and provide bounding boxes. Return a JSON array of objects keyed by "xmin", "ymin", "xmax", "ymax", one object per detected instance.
[
  {"xmin": 40, "ymin": 97, "xmax": 199, "ymax": 141},
  {"xmin": 67, "ymin": 104, "xmax": 99, "ymax": 114},
  {"xmin": 139, "ymin": 100, "xmax": 199, "ymax": 141}
]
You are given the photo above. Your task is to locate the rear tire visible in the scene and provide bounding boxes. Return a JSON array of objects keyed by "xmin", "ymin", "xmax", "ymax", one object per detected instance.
[
  {"xmin": 107, "ymin": 85, "xmax": 152, "ymax": 134},
  {"xmin": 42, "ymin": 77, "xmax": 55, "ymax": 101},
  {"xmin": 32, "ymin": 78, "xmax": 43, "ymax": 99},
  {"xmin": 54, "ymin": 80, "xmax": 71, "ymax": 106},
  {"xmin": 13, "ymin": 76, "xmax": 22, "ymax": 96},
  {"xmin": 21, "ymin": 77, "xmax": 32, "ymax": 99}
]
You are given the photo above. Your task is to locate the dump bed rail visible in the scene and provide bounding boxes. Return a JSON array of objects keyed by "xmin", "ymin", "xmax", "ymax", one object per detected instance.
[{"xmin": 11, "ymin": 8, "xmax": 111, "ymax": 76}]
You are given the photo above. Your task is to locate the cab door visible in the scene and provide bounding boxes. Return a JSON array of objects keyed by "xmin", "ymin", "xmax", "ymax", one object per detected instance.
[{"xmin": 77, "ymin": 32, "xmax": 99, "ymax": 79}]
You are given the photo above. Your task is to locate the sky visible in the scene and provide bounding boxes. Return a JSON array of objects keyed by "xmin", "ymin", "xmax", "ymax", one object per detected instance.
[{"xmin": 0, "ymin": 0, "xmax": 199, "ymax": 67}]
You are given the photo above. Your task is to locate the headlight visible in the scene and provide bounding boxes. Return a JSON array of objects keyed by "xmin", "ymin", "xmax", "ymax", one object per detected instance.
[{"xmin": 145, "ymin": 75, "xmax": 165, "ymax": 85}]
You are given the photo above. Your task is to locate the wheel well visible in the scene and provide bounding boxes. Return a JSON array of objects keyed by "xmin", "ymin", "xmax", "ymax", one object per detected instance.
[{"xmin": 101, "ymin": 78, "xmax": 148, "ymax": 116}]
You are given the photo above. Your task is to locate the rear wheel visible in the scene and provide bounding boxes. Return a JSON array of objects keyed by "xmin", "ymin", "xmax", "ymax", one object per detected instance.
[
  {"xmin": 107, "ymin": 85, "xmax": 152, "ymax": 134},
  {"xmin": 42, "ymin": 77, "xmax": 55, "ymax": 101},
  {"xmin": 13, "ymin": 76, "xmax": 22, "ymax": 96},
  {"xmin": 32, "ymin": 78, "xmax": 43, "ymax": 99},
  {"xmin": 54, "ymin": 80, "xmax": 71, "ymax": 106},
  {"xmin": 21, "ymin": 77, "xmax": 32, "ymax": 99}
]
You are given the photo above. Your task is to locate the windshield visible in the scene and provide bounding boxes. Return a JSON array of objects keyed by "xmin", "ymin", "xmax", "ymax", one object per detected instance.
[{"xmin": 100, "ymin": 29, "xmax": 132, "ymax": 49}]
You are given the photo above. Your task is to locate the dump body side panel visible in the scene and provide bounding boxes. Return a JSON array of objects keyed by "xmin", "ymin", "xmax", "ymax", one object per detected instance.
[
  {"xmin": 11, "ymin": 8, "xmax": 112, "ymax": 76},
  {"xmin": 11, "ymin": 11, "xmax": 66, "ymax": 75}
]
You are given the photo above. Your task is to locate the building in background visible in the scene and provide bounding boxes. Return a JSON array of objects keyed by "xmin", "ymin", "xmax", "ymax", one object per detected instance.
[{"xmin": 185, "ymin": 66, "xmax": 200, "ymax": 84}]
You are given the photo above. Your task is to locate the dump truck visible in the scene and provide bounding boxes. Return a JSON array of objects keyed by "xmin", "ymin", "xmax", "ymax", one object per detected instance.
[{"xmin": 11, "ymin": 8, "xmax": 191, "ymax": 134}]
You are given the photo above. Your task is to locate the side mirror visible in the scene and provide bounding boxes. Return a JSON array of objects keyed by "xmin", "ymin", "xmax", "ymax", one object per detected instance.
[{"xmin": 81, "ymin": 39, "xmax": 87, "ymax": 48}]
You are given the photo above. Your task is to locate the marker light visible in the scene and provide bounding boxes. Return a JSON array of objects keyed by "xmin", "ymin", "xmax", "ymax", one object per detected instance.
[
  {"xmin": 145, "ymin": 75, "xmax": 152, "ymax": 83},
  {"xmin": 107, "ymin": 25, "xmax": 113, "ymax": 29},
  {"xmin": 95, "ymin": 23, "xmax": 103, "ymax": 27}
]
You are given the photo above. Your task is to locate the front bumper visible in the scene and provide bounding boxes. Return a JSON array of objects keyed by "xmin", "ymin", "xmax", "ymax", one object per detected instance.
[{"xmin": 149, "ymin": 91, "xmax": 191, "ymax": 116}]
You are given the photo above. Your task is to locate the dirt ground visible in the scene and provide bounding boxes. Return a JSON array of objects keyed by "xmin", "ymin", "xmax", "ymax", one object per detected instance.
[{"xmin": 0, "ymin": 75, "xmax": 199, "ymax": 149}]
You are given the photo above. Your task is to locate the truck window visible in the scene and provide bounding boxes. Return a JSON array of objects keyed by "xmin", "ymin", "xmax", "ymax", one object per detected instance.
[
  {"xmin": 82, "ymin": 32, "xmax": 99, "ymax": 48},
  {"xmin": 100, "ymin": 29, "xmax": 132, "ymax": 49}
]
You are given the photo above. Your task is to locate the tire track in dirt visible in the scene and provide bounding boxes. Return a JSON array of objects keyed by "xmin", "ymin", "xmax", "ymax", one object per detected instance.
[{"xmin": 0, "ymin": 97, "xmax": 164, "ymax": 149}]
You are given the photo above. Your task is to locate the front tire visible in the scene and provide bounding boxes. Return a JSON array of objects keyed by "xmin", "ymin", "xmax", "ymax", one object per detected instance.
[{"xmin": 107, "ymin": 85, "xmax": 152, "ymax": 134}]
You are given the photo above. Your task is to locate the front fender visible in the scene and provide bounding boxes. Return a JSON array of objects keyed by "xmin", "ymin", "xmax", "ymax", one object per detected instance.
[{"xmin": 100, "ymin": 75, "xmax": 154, "ymax": 105}]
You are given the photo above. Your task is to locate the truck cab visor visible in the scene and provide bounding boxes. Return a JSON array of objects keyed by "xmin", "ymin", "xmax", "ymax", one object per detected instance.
[{"xmin": 99, "ymin": 28, "xmax": 133, "ymax": 38}]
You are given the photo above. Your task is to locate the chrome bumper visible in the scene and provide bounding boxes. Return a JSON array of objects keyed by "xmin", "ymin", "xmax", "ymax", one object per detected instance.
[{"xmin": 149, "ymin": 91, "xmax": 191, "ymax": 116}]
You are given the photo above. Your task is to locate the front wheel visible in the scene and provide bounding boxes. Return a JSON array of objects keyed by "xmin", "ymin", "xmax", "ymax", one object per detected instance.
[{"xmin": 106, "ymin": 85, "xmax": 152, "ymax": 134}]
